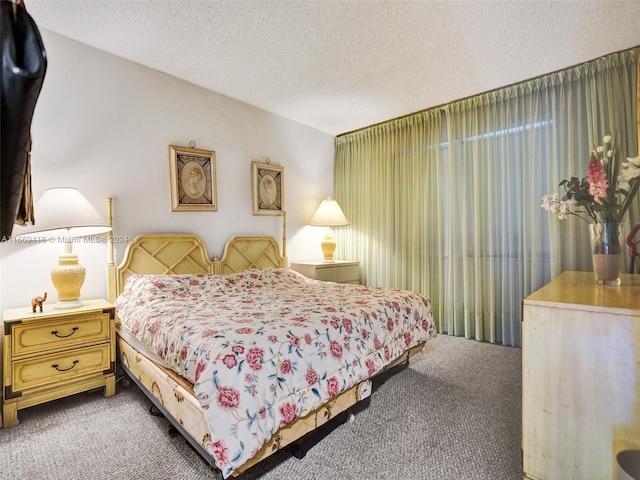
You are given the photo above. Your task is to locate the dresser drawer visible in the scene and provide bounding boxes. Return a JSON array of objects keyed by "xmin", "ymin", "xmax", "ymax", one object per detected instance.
[
  {"xmin": 11, "ymin": 312, "xmax": 111, "ymax": 357},
  {"xmin": 10, "ymin": 343, "xmax": 112, "ymax": 393}
]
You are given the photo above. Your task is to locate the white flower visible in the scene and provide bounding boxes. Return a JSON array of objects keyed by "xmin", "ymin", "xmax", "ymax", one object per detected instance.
[
  {"xmin": 541, "ymin": 193, "xmax": 574, "ymax": 218},
  {"xmin": 556, "ymin": 199, "xmax": 576, "ymax": 220},
  {"xmin": 541, "ymin": 194, "xmax": 557, "ymax": 212},
  {"xmin": 596, "ymin": 146, "xmax": 604, "ymax": 153},
  {"xmin": 557, "ymin": 205, "xmax": 569, "ymax": 219},
  {"xmin": 607, "ymin": 150, "xmax": 613, "ymax": 158},
  {"xmin": 627, "ymin": 155, "xmax": 640, "ymax": 166},
  {"xmin": 617, "ymin": 161, "xmax": 640, "ymax": 191},
  {"xmin": 603, "ymin": 134, "xmax": 612, "ymax": 144}
]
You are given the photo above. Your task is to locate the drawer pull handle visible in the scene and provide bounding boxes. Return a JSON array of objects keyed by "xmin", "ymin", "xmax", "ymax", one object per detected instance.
[
  {"xmin": 52, "ymin": 360, "xmax": 79, "ymax": 372},
  {"xmin": 51, "ymin": 327, "xmax": 78, "ymax": 338}
]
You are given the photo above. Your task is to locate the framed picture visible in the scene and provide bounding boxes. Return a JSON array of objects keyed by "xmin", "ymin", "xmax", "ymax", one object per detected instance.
[
  {"xmin": 169, "ymin": 145, "xmax": 217, "ymax": 211},
  {"xmin": 251, "ymin": 161, "xmax": 284, "ymax": 215}
]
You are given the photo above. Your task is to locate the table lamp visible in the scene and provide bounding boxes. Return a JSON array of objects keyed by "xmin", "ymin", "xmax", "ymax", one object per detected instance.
[
  {"xmin": 15, "ymin": 187, "xmax": 112, "ymax": 308},
  {"xmin": 309, "ymin": 196, "xmax": 349, "ymax": 262}
]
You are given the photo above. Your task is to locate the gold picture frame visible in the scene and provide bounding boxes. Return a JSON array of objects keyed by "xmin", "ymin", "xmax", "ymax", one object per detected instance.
[
  {"xmin": 251, "ymin": 161, "xmax": 284, "ymax": 215},
  {"xmin": 169, "ymin": 145, "xmax": 217, "ymax": 211}
]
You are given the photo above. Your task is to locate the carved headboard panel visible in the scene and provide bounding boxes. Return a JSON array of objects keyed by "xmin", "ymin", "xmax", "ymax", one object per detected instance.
[
  {"xmin": 215, "ymin": 235, "xmax": 287, "ymax": 274},
  {"xmin": 108, "ymin": 233, "xmax": 287, "ymax": 302},
  {"xmin": 112, "ymin": 234, "xmax": 214, "ymax": 299}
]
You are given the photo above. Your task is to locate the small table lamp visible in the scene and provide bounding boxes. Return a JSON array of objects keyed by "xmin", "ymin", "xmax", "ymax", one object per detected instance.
[
  {"xmin": 15, "ymin": 187, "xmax": 112, "ymax": 309},
  {"xmin": 309, "ymin": 196, "xmax": 349, "ymax": 262}
]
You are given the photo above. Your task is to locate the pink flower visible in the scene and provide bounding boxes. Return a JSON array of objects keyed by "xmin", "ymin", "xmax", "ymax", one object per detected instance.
[
  {"xmin": 212, "ymin": 440, "xmax": 228, "ymax": 467},
  {"xmin": 404, "ymin": 332, "xmax": 412, "ymax": 346},
  {"xmin": 304, "ymin": 333, "xmax": 312, "ymax": 345},
  {"xmin": 386, "ymin": 318, "xmax": 394, "ymax": 331},
  {"xmin": 365, "ymin": 358, "xmax": 376, "ymax": 376},
  {"xmin": 222, "ymin": 354, "xmax": 237, "ymax": 369},
  {"xmin": 246, "ymin": 347, "xmax": 264, "ymax": 370},
  {"xmin": 329, "ymin": 340, "xmax": 343, "ymax": 359},
  {"xmin": 287, "ymin": 334, "xmax": 300, "ymax": 348},
  {"xmin": 232, "ymin": 345, "xmax": 245, "ymax": 354},
  {"xmin": 587, "ymin": 154, "xmax": 608, "ymax": 204},
  {"xmin": 342, "ymin": 318, "xmax": 353, "ymax": 334},
  {"xmin": 279, "ymin": 402, "xmax": 298, "ymax": 425},
  {"xmin": 194, "ymin": 361, "xmax": 206, "ymax": 381},
  {"xmin": 267, "ymin": 335, "xmax": 278, "ymax": 343},
  {"xmin": 216, "ymin": 386, "xmax": 240, "ymax": 410},
  {"xmin": 236, "ymin": 327, "xmax": 253, "ymax": 334},
  {"xmin": 327, "ymin": 376, "xmax": 339, "ymax": 397},
  {"xmin": 280, "ymin": 359, "xmax": 292, "ymax": 375},
  {"xmin": 374, "ymin": 337, "xmax": 381, "ymax": 350},
  {"xmin": 305, "ymin": 368, "xmax": 318, "ymax": 385},
  {"xmin": 180, "ymin": 346, "xmax": 188, "ymax": 361}
]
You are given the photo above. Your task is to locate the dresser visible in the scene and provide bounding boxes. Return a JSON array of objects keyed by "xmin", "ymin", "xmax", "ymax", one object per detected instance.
[
  {"xmin": 522, "ymin": 271, "xmax": 640, "ymax": 479},
  {"xmin": 290, "ymin": 260, "xmax": 360, "ymax": 284},
  {"xmin": 2, "ymin": 299, "xmax": 116, "ymax": 428}
]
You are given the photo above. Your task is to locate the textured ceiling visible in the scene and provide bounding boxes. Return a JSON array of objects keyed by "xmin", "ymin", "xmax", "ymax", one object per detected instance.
[{"xmin": 25, "ymin": 0, "xmax": 640, "ymax": 136}]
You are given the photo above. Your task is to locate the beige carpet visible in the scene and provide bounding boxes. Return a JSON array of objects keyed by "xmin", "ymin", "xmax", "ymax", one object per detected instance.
[{"xmin": 0, "ymin": 334, "xmax": 523, "ymax": 479}]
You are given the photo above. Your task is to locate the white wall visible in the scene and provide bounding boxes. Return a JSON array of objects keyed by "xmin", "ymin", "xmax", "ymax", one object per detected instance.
[{"xmin": 0, "ymin": 30, "xmax": 336, "ymax": 312}]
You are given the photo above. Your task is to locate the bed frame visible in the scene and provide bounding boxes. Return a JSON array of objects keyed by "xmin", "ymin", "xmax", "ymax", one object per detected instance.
[{"xmin": 105, "ymin": 222, "xmax": 423, "ymax": 477}]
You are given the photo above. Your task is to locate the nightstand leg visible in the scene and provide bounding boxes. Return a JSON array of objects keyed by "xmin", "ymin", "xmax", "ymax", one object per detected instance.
[
  {"xmin": 104, "ymin": 375, "xmax": 116, "ymax": 397},
  {"xmin": 3, "ymin": 402, "xmax": 19, "ymax": 428}
]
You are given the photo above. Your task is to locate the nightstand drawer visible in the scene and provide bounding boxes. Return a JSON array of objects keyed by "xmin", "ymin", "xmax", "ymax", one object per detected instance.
[
  {"xmin": 290, "ymin": 261, "xmax": 360, "ymax": 284},
  {"xmin": 3, "ymin": 299, "xmax": 116, "ymax": 427},
  {"xmin": 315, "ymin": 264, "xmax": 359, "ymax": 283},
  {"xmin": 11, "ymin": 313, "xmax": 111, "ymax": 357},
  {"xmin": 10, "ymin": 343, "xmax": 112, "ymax": 393}
]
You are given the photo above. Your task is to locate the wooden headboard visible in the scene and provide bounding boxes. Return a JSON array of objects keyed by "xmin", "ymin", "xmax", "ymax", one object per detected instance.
[{"xmin": 107, "ymin": 233, "xmax": 287, "ymax": 303}]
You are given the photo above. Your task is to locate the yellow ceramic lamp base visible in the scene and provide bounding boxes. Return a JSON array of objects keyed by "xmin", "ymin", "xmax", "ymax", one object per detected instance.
[
  {"xmin": 51, "ymin": 253, "xmax": 86, "ymax": 309},
  {"xmin": 321, "ymin": 234, "xmax": 337, "ymax": 262}
]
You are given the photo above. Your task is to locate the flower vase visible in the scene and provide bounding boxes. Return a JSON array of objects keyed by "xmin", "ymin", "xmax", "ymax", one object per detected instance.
[{"xmin": 589, "ymin": 222, "xmax": 623, "ymax": 285}]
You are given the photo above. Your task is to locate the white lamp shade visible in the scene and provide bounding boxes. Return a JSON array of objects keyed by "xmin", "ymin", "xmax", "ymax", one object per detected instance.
[
  {"xmin": 15, "ymin": 187, "xmax": 112, "ymax": 239},
  {"xmin": 309, "ymin": 197, "xmax": 349, "ymax": 227}
]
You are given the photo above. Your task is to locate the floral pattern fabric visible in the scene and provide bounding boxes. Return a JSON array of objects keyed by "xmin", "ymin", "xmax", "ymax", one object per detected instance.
[{"xmin": 115, "ymin": 268, "xmax": 434, "ymax": 478}]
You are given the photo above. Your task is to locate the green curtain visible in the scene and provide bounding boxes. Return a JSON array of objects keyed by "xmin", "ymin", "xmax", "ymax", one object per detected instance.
[
  {"xmin": 334, "ymin": 110, "xmax": 446, "ymax": 329},
  {"xmin": 334, "ymin": 47, "xmax": 638, "ymax": 347}
]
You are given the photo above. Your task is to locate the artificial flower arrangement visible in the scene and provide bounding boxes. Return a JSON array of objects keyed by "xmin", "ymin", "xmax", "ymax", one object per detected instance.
[
  {"xmin": 541, "ymin": 134, "xmax": 640, "ymax": 283},
  {"xmin": 541, "ymin": 134, "xmax": 640, "ymax": 225}
]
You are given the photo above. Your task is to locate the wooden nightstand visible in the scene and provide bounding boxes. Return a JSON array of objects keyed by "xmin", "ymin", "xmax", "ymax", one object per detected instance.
[
  {"xmin": 2, "ymin": 299, "xmax": 116, "ymax": 428},
  {"xmin": 290, "ymin": 260, "xmax": 360, "ymax": 284}
]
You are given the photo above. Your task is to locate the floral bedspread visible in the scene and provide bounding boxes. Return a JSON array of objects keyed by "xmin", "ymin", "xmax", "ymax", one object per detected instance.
[{"xmin": 115, "ymin": 268, "xmax": 434, "ymax": 478}]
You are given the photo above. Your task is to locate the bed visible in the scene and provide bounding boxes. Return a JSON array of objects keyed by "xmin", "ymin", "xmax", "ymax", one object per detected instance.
[{"xmin": 107, "ymin": 232, "xmax": 435, "ymax": 478}]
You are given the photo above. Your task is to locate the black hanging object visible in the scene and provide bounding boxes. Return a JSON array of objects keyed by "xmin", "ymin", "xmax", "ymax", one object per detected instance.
[{"xmin": 1, "ymin": 0, "xmax": 47, "ymax": 240}]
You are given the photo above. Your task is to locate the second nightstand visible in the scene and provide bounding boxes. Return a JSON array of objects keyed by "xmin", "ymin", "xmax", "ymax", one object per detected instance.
[
  {"xmin": 2, "ymin": 299, "xmax": 116, "ymax": 428},
  {"xmin": 290, "ymin": 260, "xmax": 360, "ymax": 284}
]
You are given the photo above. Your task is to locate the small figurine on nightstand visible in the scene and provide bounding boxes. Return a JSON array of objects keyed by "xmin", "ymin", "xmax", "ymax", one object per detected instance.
[{"xmin": 31, "ymin": 292, "xmax": 47, "ymax": 312}]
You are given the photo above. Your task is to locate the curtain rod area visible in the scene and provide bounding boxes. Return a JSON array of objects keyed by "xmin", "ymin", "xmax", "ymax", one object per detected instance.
[{"xmin": 337, "ymin": 45, "xmax": 640, "ymax": 139}]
